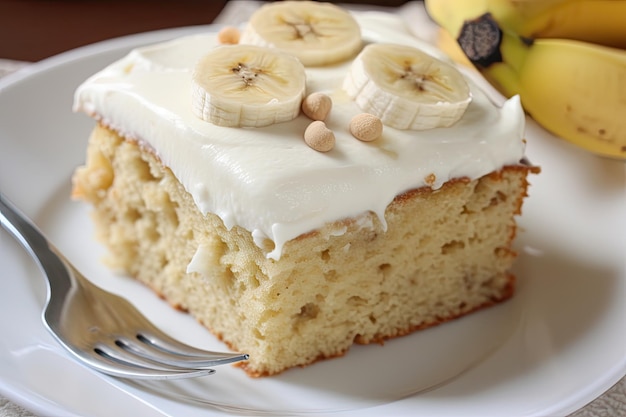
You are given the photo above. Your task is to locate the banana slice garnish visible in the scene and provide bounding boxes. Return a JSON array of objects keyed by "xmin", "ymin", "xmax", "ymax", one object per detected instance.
[
  {"xmin": 191, "ymin": 44, "xmax": 306, "ymax": 128},
  {"xmin": 239, "ymin": 0, "xmax": 362, "ymax": 67},
  {"xmin": 343, "ymin": 43, "xmax": 471, "ymax": 130}
]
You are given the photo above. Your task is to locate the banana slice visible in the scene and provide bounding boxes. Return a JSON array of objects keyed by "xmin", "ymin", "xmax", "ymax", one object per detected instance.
[
  {"xmin": 191, "ymin": 44, "xmax": 306, "ymax": 128},
  {"xmin": 239, "ymin": 0, "xmax": 362, "ymax": 67},
  {"xmin": 343, "ymin": 43, "xmax": 471, "ymax": 130}
]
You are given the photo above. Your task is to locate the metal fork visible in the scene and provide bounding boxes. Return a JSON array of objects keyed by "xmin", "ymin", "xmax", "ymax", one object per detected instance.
[{"xmin": 0, "ymin": 193, "xmax": 248, "ymax": 379}]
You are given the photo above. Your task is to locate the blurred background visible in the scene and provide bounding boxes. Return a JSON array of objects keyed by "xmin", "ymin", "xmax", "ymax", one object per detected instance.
[{"xmin": 0, "ymin": 0, "xmax": 411, "ymax": 61}]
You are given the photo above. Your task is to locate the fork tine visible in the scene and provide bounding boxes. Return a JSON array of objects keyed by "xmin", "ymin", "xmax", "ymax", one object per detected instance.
[
  {"xmin": 88, "ymin": 341, "xmax": 217, "ymax": 380},
  {"xmin": 135, "ymin": 331, "xmax": 249, "ymax": 364},
  {"xmin": 117, "ymin": 334, "xmax": 249, "ymax": 368}
]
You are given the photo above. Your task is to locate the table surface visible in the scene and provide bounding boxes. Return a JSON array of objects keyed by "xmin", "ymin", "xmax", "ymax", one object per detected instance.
[
  {"xmin": 0, "ymin": 0, "xmax": 230, "ymax": 61},
  {"xmin": 0, "ymin": 0, "xmax": 409, "ymax": 61},
  {"xmin": 0, "ymin": 1, "xmax": 624, "ymax": 416}
]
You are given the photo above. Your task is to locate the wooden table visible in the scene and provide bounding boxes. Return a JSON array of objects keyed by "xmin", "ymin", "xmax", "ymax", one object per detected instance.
[
  {"xmin": 0, "ymin": 0, "xmax": 409, "ymax": 61},
  {"xmin": 0, "ymin": 0, "xmax": 229, "ymax": 61}
]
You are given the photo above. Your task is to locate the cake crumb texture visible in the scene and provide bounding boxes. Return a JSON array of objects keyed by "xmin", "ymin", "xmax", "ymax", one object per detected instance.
[{"xmin": 72, "ymin": 124, "xmax": 536, "ymax": 377}]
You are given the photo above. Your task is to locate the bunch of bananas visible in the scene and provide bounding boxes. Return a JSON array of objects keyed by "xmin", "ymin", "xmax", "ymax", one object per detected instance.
[{"xmin": 424, "ymin": 0, "xmax": 626, "ymax": 159}]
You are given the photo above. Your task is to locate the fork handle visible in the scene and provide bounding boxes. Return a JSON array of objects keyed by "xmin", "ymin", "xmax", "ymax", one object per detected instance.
[{"xmin": 0, "ymin": 192, "xmax": 72, "ymax": 298}]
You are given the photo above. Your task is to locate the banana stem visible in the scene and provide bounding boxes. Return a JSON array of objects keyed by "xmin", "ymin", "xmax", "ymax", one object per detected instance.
[
  {"xmin": 456, "ymin": 13, "xmax": 503, "ymax": 68},
  {"xmin": 455, "ymin": 13, "xmax": 530, "ymax": 98}
]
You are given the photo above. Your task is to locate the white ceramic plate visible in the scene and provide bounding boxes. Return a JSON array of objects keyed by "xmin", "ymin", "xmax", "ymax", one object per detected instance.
[{"xmin": 1, "ymin": 25, "xmax": 625, "ymax": 417}]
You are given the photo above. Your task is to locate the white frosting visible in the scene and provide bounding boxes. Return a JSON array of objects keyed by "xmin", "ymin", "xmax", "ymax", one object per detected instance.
[{"xmin": 74, "ymin": 13, "xmax": 527, "ymax": 260}]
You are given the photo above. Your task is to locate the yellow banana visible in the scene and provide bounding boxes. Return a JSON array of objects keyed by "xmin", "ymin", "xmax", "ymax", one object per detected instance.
[
  {"xmin": 426, "ymin": 0, "xmax": 491, "ymax": 67},
  {"xmin": 496, "ymin": 32, "xmax": 626, "ymax": 158},
  {"xmin": 425, "ymin": 0, "xmax": 488, "ymax": 41},
  {"xmin": 427, "ymin": 0, "xmax": 626, "ymax": 49},
  {"xmin": 424, "ymin": 1, "xmax": 626, "ymax": 158},
  {"xmin": 487, "ymin": 0, "xmax": 626, "ymax": 49}
]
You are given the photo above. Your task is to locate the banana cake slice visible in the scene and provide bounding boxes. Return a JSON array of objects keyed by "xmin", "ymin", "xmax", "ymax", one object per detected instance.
[{"xmin": 71, "ymin": 1, "xmax": 538, "ymax": 376}]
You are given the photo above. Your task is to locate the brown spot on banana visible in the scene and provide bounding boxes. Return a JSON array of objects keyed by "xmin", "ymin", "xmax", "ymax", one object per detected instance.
[{"xmin": 566, "ymin": 106, "xmax": 618, "ymax": 144}]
